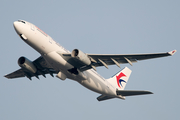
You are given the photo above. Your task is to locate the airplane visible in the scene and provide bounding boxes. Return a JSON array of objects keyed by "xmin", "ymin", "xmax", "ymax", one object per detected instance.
[{"xmin": 4, "ymin": 20, "xmax": 176, "ymax": 101}]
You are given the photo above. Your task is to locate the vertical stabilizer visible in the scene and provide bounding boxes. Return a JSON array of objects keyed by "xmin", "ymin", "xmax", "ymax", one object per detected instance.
[{"xmin": 106, "ymin": 67, "xmax": 132, "ymax": 90}]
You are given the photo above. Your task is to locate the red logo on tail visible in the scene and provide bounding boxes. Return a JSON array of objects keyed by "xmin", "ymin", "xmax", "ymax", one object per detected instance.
[{"xmin": 116, "ymin": 72, "xmax": 126, "ymax": 88}]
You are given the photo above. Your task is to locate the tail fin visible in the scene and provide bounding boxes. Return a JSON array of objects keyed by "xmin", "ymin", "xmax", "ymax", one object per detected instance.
[{"xmin": 106, "ymin": 67, "xmax": 132, "ymax": 90}]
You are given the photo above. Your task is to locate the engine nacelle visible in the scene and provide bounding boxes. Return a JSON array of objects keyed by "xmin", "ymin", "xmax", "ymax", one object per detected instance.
[
  {"xmin": 18, "ymin": 57, "xmax": 37, "ymax": 73},
  {"xmin": 71, "ymin": 49, "xmax": 91, "ymax": 65}
]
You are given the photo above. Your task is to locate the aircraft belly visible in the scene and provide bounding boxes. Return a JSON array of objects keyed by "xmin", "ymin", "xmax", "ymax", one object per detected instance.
[
  {"xmin": 42, "ymin": 51, "xmax": 73, "ymax": 71},
  {"xmin": 42, "ymin": 51, "xmax": 87, "ymax": 80},
  {"xmin": 26, "ymin": 35, "xmax": 53, "ymax": 54},
  {"xmin": 79, "ymin": 70, "xmax": 116, "ymax": 96}
]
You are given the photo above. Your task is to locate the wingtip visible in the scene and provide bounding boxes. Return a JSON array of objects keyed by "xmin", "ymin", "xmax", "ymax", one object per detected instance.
[
  {"xmin": 4, "ymin": 75, "xmax": 11, "ymax": 79},
  {"xmin": 168, "ymin": 50, "xmax": 177, "ymax": 56},
  {"xmin": 4, "ymin": 74, "xmax": 9, "ymax": 78},
  {"xmin": 149, "ymin": 91, "xmax": 153, "ymax": 94},
  {"xmin": 144, "ymin": 90, "xmax": 153, "ymax": 94}
]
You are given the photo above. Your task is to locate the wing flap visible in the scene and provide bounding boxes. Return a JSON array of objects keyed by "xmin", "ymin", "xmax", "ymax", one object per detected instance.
[{"xmin": 116, "ymin": 90, "xmax": 153, "ymax": 96}]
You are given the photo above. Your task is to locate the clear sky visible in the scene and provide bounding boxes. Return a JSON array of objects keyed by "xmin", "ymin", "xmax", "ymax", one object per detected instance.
[{"xmin": 0, "ymin": 0, "xmax": 179, "ymax": 120}]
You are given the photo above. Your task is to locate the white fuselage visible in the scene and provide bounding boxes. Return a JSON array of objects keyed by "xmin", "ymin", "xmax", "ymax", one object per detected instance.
[{"xmin": 13, "ymin": 20, "xmax": 117, "ymax": 97}]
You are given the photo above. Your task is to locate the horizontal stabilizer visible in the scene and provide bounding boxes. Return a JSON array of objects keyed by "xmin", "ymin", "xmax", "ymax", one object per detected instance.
[
  {"xmin": 116, "ymin": 90, "xmax": 153, "ymax": 96},
  {"xmin": 97, "ymin": 95, "xmax": 114, "ymax": 101}
]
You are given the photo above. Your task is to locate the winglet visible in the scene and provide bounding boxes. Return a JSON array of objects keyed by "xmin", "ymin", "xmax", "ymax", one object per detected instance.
[{"xmin": 168, "ymin": 50, "xmax": 177, "ymax": 56}]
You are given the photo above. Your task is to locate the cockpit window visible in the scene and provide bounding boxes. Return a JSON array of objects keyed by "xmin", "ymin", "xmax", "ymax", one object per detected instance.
[{"xmin": 18, "ymin": 20, "xmax": 26, "ymax": 24}]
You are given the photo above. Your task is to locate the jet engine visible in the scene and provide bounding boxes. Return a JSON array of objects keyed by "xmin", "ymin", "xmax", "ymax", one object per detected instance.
[
  {"xmin": 18, "ymin": 57, "xmax": 37, "ymax": 73},
  {"xmin": 71, "ymin": 49, "xmax": 91, "ymax": 65}
]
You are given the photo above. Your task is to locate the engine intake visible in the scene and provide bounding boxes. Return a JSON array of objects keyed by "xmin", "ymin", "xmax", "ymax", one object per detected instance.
[
  {"xmin": 18, "ymin": 57, "xmax": 37, "ymax": 73},
  {"xmin": 71, "ymin": 49, "xmax": 91, "ymax": 65}
]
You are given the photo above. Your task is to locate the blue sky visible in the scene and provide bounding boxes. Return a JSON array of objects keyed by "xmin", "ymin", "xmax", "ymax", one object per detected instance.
[{"xmin": 0, "ymin": 1, "xmax": 179, "ymax": 120}]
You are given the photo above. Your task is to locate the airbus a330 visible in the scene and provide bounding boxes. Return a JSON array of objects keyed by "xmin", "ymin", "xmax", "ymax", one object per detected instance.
[{"xmin": 5, "ymin": 20, "xmax": 176, "ymax": 101}]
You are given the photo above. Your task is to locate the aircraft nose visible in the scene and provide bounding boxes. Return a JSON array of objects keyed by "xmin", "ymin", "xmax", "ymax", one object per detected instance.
[
  {"xmin": 13, "ymin": 21, "xmax": 18, "ymax": 27},
  {"xmin": 13, "ymin": 21, "xmax": 21, "ymax": 34}
]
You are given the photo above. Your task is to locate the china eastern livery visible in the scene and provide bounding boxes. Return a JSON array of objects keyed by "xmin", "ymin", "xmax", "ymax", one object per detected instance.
[{"xmin": 5, "ymin": 20, "xmax": 176, "ymax": 101}]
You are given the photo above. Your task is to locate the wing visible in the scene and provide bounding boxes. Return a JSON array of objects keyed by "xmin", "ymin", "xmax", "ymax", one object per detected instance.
[
  {"xmin": 4, "ymin": 56, "xmax": 57, "ymax": 80},
  {"xmin": 88, "ymin": 50, "xmax": 177, "ymax": 67},
  {"xmin": 61, "ymin": 50, "xmax": 176, "ymax": 71}
]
